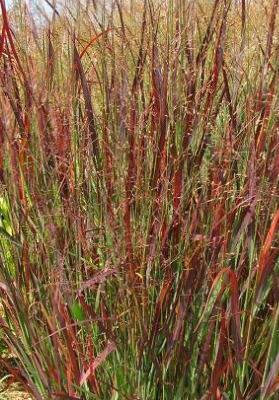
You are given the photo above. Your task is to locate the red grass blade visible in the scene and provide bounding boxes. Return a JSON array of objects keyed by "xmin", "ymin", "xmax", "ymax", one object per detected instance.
[
  {"xmin": 79, "ymin": 28, "xmax": 112, "ymax": 59},
  {"xmin": 0, "ymin": 23, "xmax": 6, "ymax": 59},
  {"xmin": 257, "ymin": 208, "xmax": 279, "ymax": 283},
  {"xmin": 79, "ymin": 342, "xmax": 117, "ymax": 386},
  {"xmin": 78, "ymin": 267, "xmax": 117, "ymax": 292},
  {"xmin": 261, "ymin": 351, "xmax": 279, "ymax": 399},
  {"xmin": 195, "ymin": 268, "xmax": 242, "ymax": 361},
  {"xmin": 73, "ymin": 41, "xmax": 100, "ymax": 168}
]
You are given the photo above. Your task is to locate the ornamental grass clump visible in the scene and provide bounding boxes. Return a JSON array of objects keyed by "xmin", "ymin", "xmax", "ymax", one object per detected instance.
[{"xmin": 1, "ymin": 0, "xmax": 279, "ymax": 398}]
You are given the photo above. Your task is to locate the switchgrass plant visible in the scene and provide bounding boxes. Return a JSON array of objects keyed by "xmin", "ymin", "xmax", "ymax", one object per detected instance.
[{"xmin": 1, "ymin": 0, "xmax": 279, "ymax": 398}]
